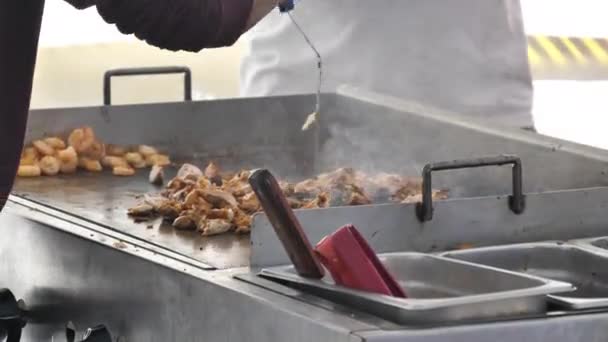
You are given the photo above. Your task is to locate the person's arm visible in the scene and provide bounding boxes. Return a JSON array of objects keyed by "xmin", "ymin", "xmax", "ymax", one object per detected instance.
[
  {"xmin": 0, "ymin": 0, "xmax": 45, "ymax": 212},
  {"xmin": 65, "ymin": 0, "xmax": 282, "ymax": 52},
  {"xmin": 245, "ymin": 0, "xmax": 279, "ymax": 30}
]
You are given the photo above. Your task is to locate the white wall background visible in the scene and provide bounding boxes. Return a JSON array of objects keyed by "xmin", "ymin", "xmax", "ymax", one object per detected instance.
[{"xmin": 33, "ymin": 0, "xmax": 608, "ymax": 150}]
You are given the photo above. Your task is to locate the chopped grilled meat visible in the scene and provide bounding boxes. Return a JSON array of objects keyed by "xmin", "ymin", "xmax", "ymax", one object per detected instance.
[
  {"xmin": 128, "ymin": 163, "xmax": 449, "ymax": 239},
  {"xmin": 199, "ymin": 219, "xmax": 233, "ymax": 236},
  {"xmin": 128, "ymin": 204, "xmax": 155, "ymax": 217},
  {"xmin": 204, "ymin": 161, "xmax": 222, "ymax": 185},
  {"xmin": 149, "ymin": 165, "xmax": 164, "ymax": 185},
  {"xmin": 239, "ymin": 192, "xmax": 260, "ymax": 213},
  {"xmin": 177, "ymin": 163, "xmax": 203, "ymax": 180},
  {"xmin": 200, "ymin": 189, "xmax": 239, "ymax": 208},
  {"xmin": 173, "ymin": 215, "xmax": 197, "ymax": 230},
  {"xmin": 157, "ymin": 200, "xmax": 182, "ymax": 220},
  {"xmin": 302, "ymin": 192, "xmax": 330, "ymax": 209}
]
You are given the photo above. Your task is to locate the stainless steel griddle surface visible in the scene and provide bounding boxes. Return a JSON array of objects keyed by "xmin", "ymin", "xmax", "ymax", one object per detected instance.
[{"xmin": 13, "ymin": 169, "xmax": 250, "ymax": 269}]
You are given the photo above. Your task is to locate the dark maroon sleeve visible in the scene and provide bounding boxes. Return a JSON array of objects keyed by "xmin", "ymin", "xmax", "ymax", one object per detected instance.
[
  {"xmin": 0, "ymin": 0, "xmax": 45, "ymax": 212},
  {"xmin": 95, "ymin": 0, "xmax": 254, "ymax": 52}
]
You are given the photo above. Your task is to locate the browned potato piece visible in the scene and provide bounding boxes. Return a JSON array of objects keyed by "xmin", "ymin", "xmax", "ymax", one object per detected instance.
[
  {"xmin": 43, "ymin": 137, "xmax": 66, "ymax": 150},
  {"xmin": 102, "ymin": 156, "xmax": 129, "ymax": 168},
  {"xmin": 68, "ymin": 127, "xmax": 95, "ymax": 153},
  {"xmin": 32, "ymin": 140, "xmax": 55, "ymax": 156},
  {"xmin": 138, "ymin": 145, "xmax": 158, "ymax": 157},
  {"xmin": 39, "ymin": 156, "xmax": 61, "ymax": 176},
  {"xmin": 22, "ymin": 147, "xmax": 38, "ymax": 159},
  {"xmin": 57, "ymin": 146, "xmax": 78, "ymax": 174},
  {"xmin": 113, "ymin": 166, "xmax": 135, "ymax": 176},
  {"xmin": 106, "ymin": 144, "xmax": 128, "ymax": 156},
  {"xmin": 81, "ymin": 141, "xmax": 105, "ymax": 159},
  {"xmin": 20, "ymin": 147, "xmax": 39, "ymax": 166},
  {"xmin": 19, "ymin": 157, "xmax": 37, "ymax": 166},
  {"xmin": 17, "ymin": 165, "xmax": 41, "ymax": 177},
  {"xmin": 60, "ymin": 160, "xmax": 78, "ymax": 174},
  {"xmin": 125, "ymin": 152, "xmax": 146, "ymax": 169},
  {"xmin": 79, "ymin": 157, "xmax": 102, "ymax": 172},
  {"xmin": 145, "ymin": 154, "xmax": 171, "ymax": 167},
  {"xmin": 57, "ymin": 146, "xmax": 77, "ymax": 162}
]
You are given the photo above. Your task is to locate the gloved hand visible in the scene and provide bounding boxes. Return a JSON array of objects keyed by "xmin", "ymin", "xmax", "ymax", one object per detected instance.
[
  {"xmin": 62, "ymin": 0, "xmax": 286, "ymax": 52},
  {"xmin": 63, "ymin": 0, "xmax": 252, "ymax": 51}
]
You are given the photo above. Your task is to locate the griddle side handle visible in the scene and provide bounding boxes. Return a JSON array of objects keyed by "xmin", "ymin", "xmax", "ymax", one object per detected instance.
[
  {"xmin": 103, "ymin": 66, "xmax": 193, "ymax": 105},
  {"xmin": 416, "ymin": 155, "xmax": 525, "ymax": 222}
]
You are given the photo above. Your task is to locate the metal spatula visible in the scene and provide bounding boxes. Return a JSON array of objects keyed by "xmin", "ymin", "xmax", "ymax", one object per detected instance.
[{"xmin": 249, "ymin": 169, "xmax": 325, "ymax": 279}]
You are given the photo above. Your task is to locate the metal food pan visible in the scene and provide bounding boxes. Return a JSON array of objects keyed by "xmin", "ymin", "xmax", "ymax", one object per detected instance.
[
  {"xmin": 259, "ymin": 252, "xmax": 572, "ymax": 325},
  {"xmin": 442, "ymin": 242, "xmax": 608, "ymax": 310}
]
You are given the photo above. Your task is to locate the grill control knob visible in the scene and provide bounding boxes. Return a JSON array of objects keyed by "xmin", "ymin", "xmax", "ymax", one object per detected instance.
[
  {"xmin": 66, "ymin": 323, "xmax": 112, "ymax": 342},
  {"xmin": 0, "ymin": 289, "xmax": 25, "ymax": 342}
]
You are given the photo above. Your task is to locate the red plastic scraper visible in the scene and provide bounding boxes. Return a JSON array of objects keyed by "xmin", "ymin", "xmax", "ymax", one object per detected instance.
[{"xmin": 315, "ymin": 225, "xmax": 407, "ymax": 298}]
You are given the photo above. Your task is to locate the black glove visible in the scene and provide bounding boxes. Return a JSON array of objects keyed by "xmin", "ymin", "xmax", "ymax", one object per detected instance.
[
  {"xmin": 63, "ymin": 0, "xmax": 97, "ymax": 10},
  {"xmin": 64, "ymin": 0, "xmax": 253, "ymax": 52}
]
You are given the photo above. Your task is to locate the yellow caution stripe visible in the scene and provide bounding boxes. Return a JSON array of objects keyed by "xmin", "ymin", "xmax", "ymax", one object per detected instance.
[{"xmin": 528, "ymin": 35, "xmax": 608, "ymax": 67}]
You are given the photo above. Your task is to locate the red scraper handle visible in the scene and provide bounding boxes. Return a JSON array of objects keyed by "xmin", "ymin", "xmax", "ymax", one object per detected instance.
[
  {"xmin": 315, "ymin": 225, "xmax": 406, "ymax": 298},
  {"xmin": 249, "ymin": 169, "xmax": 325, "ymax": 279}
]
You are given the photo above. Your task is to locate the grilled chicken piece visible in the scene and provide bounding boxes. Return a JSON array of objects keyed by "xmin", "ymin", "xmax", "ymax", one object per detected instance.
[
  {"xmin": 207, "ymin": 208, "xmax": 235, "ymax": 221},
  {"xmin": 302, "ymin": 192, "xmax": 330, "ymax": 209},
  {"xmin": 200, "ymin": 189, "xmax": 238, "ymax": 208},
  {"xmin": 173, "ymin": 215, "xmax": 197, "ymax": 230},
  {"xmin": 199, "ymin": 219, "xmax": 233, "ymax": 236},
  {"xmin": 157, "ymin": 200, "xmax": 182, "ymax": 220},
  {"xmin": 204, "ymin": 162, "xmax": 222, "ymax": 185},
  {"xmin": 233, "ymin": 209, "xmax": 252, "ymax": 233},
  {"xmin": 238, "ymin": 192, "xmax": 260, "ymax": 213},
  {"xmin": 128, "ymin": 203, "xmax": 155, "ymax": 217},
  {"xmin": 177, "ymin": 163, "xmax": 203, "ymax": 180},
  {"xmin": 149, "ymin": 165, "xmax": 164, "ymax": 185}
]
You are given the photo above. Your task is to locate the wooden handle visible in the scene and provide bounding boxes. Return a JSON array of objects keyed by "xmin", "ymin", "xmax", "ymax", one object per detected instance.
[{"xmin": 249, "ymin": 169, "xmax": 325, "ymax": 279}]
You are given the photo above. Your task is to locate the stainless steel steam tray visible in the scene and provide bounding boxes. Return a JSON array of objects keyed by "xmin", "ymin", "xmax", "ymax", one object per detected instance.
[
  {"xmin": 443, "ymin": 242, "xmax": 608, "ymax": 310},
  {"xmin": 259, "ymin": 252, "xmax": 572, "ymax": 326}
]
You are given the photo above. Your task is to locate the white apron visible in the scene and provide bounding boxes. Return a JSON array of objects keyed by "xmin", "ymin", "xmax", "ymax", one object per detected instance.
[{"xmin": 240, "ymin": 0, "xmax": 534, "ymax": 128}]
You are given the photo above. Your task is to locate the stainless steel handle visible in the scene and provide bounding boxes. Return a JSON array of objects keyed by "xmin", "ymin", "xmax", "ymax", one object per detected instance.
[
  {"xmin": 103, "ymin": 66, "xmax": 193, "ymax": 105},
  {"xmin": 416, "ymin": 155, "xmax": 525, "ymax": 222}
]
